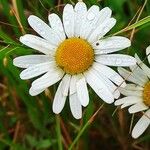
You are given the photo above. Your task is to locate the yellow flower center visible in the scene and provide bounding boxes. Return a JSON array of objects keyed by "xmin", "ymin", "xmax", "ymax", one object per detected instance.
[
  {"xmin": 143, "ymin": 81, "xmax": 150, "ymax": 106},
  {"xmin": 55, "ymin": 38, "xmax": 94, "ymax": 75}
]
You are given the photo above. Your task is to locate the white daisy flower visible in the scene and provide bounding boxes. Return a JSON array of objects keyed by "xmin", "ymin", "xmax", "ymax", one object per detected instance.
[
  {"xmin": 13, "ymin": 2, "xmax": 136, "ymax": 119},
  {"xmin": 115, "ymin": 46, "xmax": 150, "ymax": 138}
]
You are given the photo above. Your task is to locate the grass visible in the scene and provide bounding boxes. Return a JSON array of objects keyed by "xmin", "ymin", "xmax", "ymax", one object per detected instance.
[{"xmin": 0, "ymin": 0, "xmax": 150, "ymax": 149}]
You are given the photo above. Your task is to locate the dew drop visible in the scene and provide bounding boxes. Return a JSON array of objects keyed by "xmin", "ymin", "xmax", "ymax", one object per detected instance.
[
  {"xmin": 65, "ymin": 21, "xmax": 70, "ymax": 25},
  {"xmin": 87, "ymin": 12, "xmax": 95, "ymax": 21},
  {"xmin": 99, "ymin": 51, "xmax": 104, "ymax": 54},
  {"xmin": 75, "ymin": 7, "xmax": 82, "ymax": 13},
  {"xmin": 115, "ymin": 59, "xmax": 122, "ymax": 65},
  {"xmin": 56, "ymin": 20, "xmax": 60, "ymax": 25},
  {"xmin": 40, "ymin": 30, "xmax": 45, "ymax": 35},
  {"xmin": 64, "ymin": 15, "xmax": 70, "ymax": 21},
  {"xmin": 76, "ymin": 6, "xmax": 86, "ymax": 13},
  {"xmin": 37, "ymin": 22, "xmax": 42, "ymax": 26},
  {"xmin": 98, "ymin": 87, "xmax": 103, "ymax": 93},
  {"xmin": 103, "ymin": 26, "xmax": 110, "ymax": 33}
]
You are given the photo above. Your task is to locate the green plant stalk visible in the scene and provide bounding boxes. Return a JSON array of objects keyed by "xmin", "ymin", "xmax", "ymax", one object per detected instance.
[
  {"xmin": 68, "ymin": 103, "xmax": 105, "ymax": 150},
  {"xmin": 56, "ymin": 115, "xmax": 63, "ymax": 150},
  {"xmin": 68, "ymin": 120, "xmax": 90, "ymax": 150}
]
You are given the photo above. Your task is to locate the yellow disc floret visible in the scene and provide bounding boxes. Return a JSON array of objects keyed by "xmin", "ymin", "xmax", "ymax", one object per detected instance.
[
  {"xmin": 55, "ymin": 38, "xmax": 94, "ymax": 75},
  {"xmin": 143, "ymin": 81, "xmax": 150, "ymax": 106}
]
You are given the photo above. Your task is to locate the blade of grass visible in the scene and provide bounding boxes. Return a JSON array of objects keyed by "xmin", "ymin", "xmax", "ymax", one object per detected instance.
[
  {"xmin": 0, "ymin": 0, "xmax": 20, "ymax": 36},
  {"xmin": 68, "ymin": 103, "xmax": 105, "ymax": 150},
  {"xmin": 11, "ymin": 0, "xmax": 26, "ymax": 34},
  {"xmin": 56, "ymin": 115, "xmax": 63, "ymax": 150},
  {"xmin": 113, "ymin": 16, "xmax": 150, "ymax": 35}
]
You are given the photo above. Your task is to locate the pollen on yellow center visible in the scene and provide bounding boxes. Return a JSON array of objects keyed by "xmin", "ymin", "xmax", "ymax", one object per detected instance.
[
  {"xmin": 143, "ymin": 81, "xmax": 150, "ymax": 107},
  {"xmin": 55, "ymin": 38, "xmax": 94, "ymax": 75}
]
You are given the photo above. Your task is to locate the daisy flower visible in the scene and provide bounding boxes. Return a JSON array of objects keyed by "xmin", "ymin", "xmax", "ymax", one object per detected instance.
[
  {"xmin": 13, "ymin": 2, "xmax": 136, "ymax": 119},
  {"xmin": 115, "ymin": 46, "xmax": 150, "ymax": 138}
]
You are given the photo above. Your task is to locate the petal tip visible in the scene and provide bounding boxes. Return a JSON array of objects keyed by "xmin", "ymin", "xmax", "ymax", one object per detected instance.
[
  {"xmin": 28, "ymin": 15, "xmax": 35, "ymax": 21},
  {"xmin": 74, "ymin": 115, "xmax": 82, "ymax": 120},
  {"xmin": 13, "ymin": 58, "xmax": 17, "ymax": 66},
  {"xmin": 131, "ymin": 131, "xmax": 139, "ymax": 139},
  {"xmin": 29, "ymin": 89, "xmax": 35, "ymax": 96},
  {"xmin": 52, "ymin": 108, "xmax": 61, "ymax": 114},
  {"xmin": 114, "ymin": 100, "xmax": 119, "ymax": 106},
  {"xmin": 106, "ymin": 98, "xmax": 114, "ymax": 104}
]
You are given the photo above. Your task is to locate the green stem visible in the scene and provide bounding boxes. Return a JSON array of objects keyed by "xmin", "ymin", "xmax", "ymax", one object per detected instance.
[
  {"xmin": 68, "ymin": 103, "xmax": 105, "ymax": 150},
  {"xmin": 56, "ymin": 115, "xmax": 63, "ymax": 150}
]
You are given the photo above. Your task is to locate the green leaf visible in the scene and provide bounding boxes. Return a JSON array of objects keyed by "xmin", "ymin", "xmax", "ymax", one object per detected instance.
[{"xmin": 36, "ymin": 139, "xmax": 53, "ymax": 149}]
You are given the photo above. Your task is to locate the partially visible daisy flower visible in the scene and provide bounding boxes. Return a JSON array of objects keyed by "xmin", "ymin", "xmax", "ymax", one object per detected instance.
[
  {"xmin": 115, "ymin": 46, "xmax": 150, "ymax": 138},
  {"xmin": 13, "ymin": 2, "xmax": 136, "ymax": 119}
]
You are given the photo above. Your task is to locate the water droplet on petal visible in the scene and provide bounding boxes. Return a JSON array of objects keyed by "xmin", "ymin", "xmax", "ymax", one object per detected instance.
[
  {"xmin": 100, "ymin": 51, "xmax": 104, "ymax": 54},
  {"xmin": 64, "ymin": 14, "xmax": 70, "ymax": 20},
  {"xmin": 39, "ymin": 30, "xmax": 45, "ymax": 35},
  {"xmin": 87, "ymin": 12, "xmax": 95, "ymax": 21},
  {"xmin": 37, "ymin": 22, "xmax": 42, "ymax": 26},
  {"xmin": 104, "ymin": 27, "xmax": 110, "ymax": 33},
  {"xmin": 115, "ymin": 59, "xmax": 122, "ymax": 65},
  {"xmin": 65, "ymin": 21, "xmax": 70, "ymax": 25},
  {"xmin": 98, "ymin": 87, "xmax": 103, "ymax": 93}
]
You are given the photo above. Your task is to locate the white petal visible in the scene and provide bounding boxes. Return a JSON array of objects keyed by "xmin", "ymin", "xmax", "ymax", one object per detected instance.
[
  {"xmin": 76, "ymin": 74, "xmax": 89, "ymax": 107},
  {"xmin": 31, "ymin": 69, "xmax": 64, "ymax": 90},
  {"xmin": 124, "ymin": 84, "xmax": 143, "ymax": 91},
  {"xmin": 61, "ymin": 74, "xmax": 71, "ymax": 96},
  {"xmin": 115, "ymin": 96, "xmax": 142, "ymax": 106},
  {"xmin": 28, "ymin": 15, "xmax": 61, "ymax": 45},
  {"xmin": 20, "ymin": 34, "xmax": 56, "ymax": 55},
  {"xmin": 48, "ymin": 13, "xmax": 66, "ymax": 41},
  {"xmin": 63, "ymin": 4, "xmax": 74, "ymax": 37},
  {"xmin": 70, "ymin": 75, "xmax": 78, "ymax": 95},
  {"xmin": 29, "ymin": 86, "xmax": 45, "ymax": 96},
  {"xmin": 119, "ymin": 87, "xmax": 143, "ymax": 97},
  {"xmin": 69, "ymin": 93, "xmax": 82, "ymax": 119},
  {"xmin": 53, "ymin": 87, "xmax": 67, "ymax": 114},
  {"xmin": 121, "ymin": 103, "xmax": 134, "ymax": 108},
  {"xmin": 93, "ymin": 62, "xmax": 126, "ymax": 87},
  {"xmin": 118, "ymin": 67, "xmax": 145, "ymax": 86},
  {"xmin": 128, "ymin": 103, "xmax": 148, "ymax": 114},
  {"xmin": 84, "ymin": 69, "xmax": 114, "ymax": 104},
  {"xmin": 52, "ymin": 75, "xmax": 70, "ymax": 114},
  {"xmin": 88, "ymin": 18, "xmax": 116, "ymax": 43},
  {"xmin": 146, "ymin": 45, "xmax": 150, "ymax": 64},
  {"xmin": 20, "ymin": 62, "xmax": 55, "ymax": 80},
  {"xmin": 93, "ymin": 36, "xmax": 131, "ymax": 54},
  {"xmin": 130, "ymin": 65, "xmax": 148, "ymax": 84},
  {"xmin": 95, "ymin": 54, "xmax": 136, "ymax": 66},
  {"xmin": 132, "ymin": 109, "xmax": 150, "ymax": 138},
  {"xmin": 135, "ymin": 54, "xmax": 150, "ymax": 78},
  {"xmin": 74, "ymin": 2, "xmax": 87, "ymax": 37},
  {"xmin": 96, "ymin": 71, "xmax": 120, "ymax": 99},
  {"xmin": 80, "ymin": 5, "xmax": 100, "ymax": 39},
  {"xmin": 97, "ymin": 7, "xmax": 112, "ymax": 24},
  {"xmin": 13, "ymin": 55, "xmax": 50, "ymax": 68}
]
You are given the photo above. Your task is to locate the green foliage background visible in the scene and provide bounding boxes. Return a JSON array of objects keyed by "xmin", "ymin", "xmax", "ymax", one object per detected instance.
[{"xmin": 0, "ymin": 0, "xmax": 150, "ymax": 149}]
